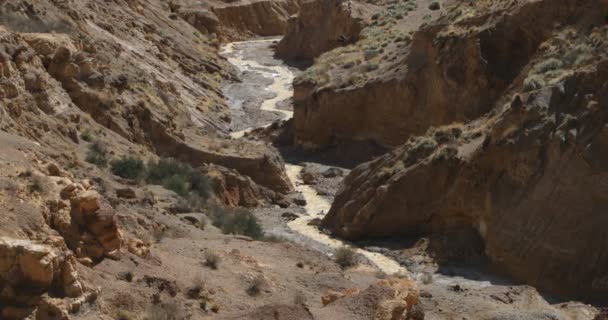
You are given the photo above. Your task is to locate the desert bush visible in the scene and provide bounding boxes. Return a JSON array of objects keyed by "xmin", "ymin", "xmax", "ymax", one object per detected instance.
[
  {"xmin": 115, "ymin": 309, "xmax": 136, "ymax": 320},
  {"xmin": 533, "ymin": 58, "xmax": 563, "ymax": 74},
  {"xmin": 111, "ymin": 156, "xmax": 146, "ymax": 180},
  {"xmin": 335, "ymin": 246, "xmax": 357, "ymax": 269},
  {"xmin": 204, "ymin": 250, "xmax": 220, "ymax": 270},
  {"xmin": 86, "ymin": 140, "xmax": 108, "ymax": 167},
  {"xmin": 146, "ymin": 158, "xmax": 212, "ymax": 208},
  {"xmin": 80, "ymin": 130, "xmax": 93, "ymax": 142},
  {"xmin": 209, "ymin": 206, "xmax": 263, "ymax": 239},
  {"xmin": 187, "ymin": 275, "xmax": 206, "ymax": 299},
  {"xmin": 247, "ymin": 275, "xmax": 266, "ymax": 296},
  {"xmin": 523, "ymin": 75, "xmax": 546, "ymax": 92},
  {"xmin": 144, "ymin": 301, "xmax": 185, "ymax": 320},
  {"xmin": 28, "ymin": 175, "xmax": 48, "ymax": 194}
]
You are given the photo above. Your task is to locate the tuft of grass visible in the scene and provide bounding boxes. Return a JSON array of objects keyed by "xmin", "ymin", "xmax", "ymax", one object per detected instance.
[
  {"xmin": 533, "ymin": 58, "xmax": 563, "ymax": 74},
  {"xmin": 187, "ymin": 275, "xmax": 206, "ymax": 299},
  {"xmin": 247, "ymin": 275, "xmax": 266, "ymax": 296},
  {"xmin": 111, "ymin": 156, "xmax": 146, "ymax": 180},
  {"xmin": 80, "ymin": 130, "xmax": 93, "ymax": 142},
  {"xmin": 209, "ymin": 206, "xmax": 263, "ymax": 240},
  {"xmin": 334, "ymin": 246, "xmax": 357, "ymax": 269},
  {"xmin": 28, "ymin": 175, "xmax": 48, "ymax": 194},
  {"xmin": 204, "ymin": 251, "xmax": 220, "ymax": 270},
  {"xmin": 144, "ymin": 301, "xmax": 185, "ymax": 320},
  {"xmin": 523, "ymin": 75, "xmax": 546, "ymax": 92},
  {"xmin": 116, "ymin": 309, "xmax": 136, "ymax": 320},
  {"xmin": 86, "ymin": 140, "xmax": 108, "ymax": 168}
]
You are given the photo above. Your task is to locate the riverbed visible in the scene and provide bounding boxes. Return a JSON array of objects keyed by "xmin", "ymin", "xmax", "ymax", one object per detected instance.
[{"xmin": 220, "ymin": 38, "xmax": 405, "ymax": 275}]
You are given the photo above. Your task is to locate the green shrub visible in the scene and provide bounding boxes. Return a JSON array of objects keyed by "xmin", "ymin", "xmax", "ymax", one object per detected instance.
[
  {"xmin": 335, "ymin": 246, "xmax": 357, "ymax": 269},
  {"xmin": 86, "ymin": 141, "xmax": 108, "ymax": 168},
  {"xmin": 80, "ymin": 130, "xmax": 93, "ymax": 142},
  {"xmin": 146, "ymin": 158, "xmax": 212, "ymax": 208},
  {"xmin": 209, "ymin": 206, "xmax": 263, "ymax": 240},
  {"xmin": 111, "ymin": 156, "xmax": 146, "ymax": 180}
]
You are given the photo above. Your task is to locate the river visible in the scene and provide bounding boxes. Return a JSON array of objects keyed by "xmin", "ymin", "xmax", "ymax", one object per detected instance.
[{"xmin": 220, "ymin": 38, "xmax": 405, "ymax": 275}]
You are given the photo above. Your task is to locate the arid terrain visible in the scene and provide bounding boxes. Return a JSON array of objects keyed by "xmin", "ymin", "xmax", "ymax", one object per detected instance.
[{"xmin": 0, "ymin": 0, "xmax": 607, "ymax": 319}]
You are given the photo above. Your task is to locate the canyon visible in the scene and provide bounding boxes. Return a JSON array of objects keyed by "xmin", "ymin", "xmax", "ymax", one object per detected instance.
[{"xmin": 0, "ymin": 0, "xmax": 607, "ymax": 319}]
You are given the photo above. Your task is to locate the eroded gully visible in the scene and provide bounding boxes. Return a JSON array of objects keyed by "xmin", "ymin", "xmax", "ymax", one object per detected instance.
[{"xmin": 220, "ymin": 39, "xmax": 405, "ymax": 275}]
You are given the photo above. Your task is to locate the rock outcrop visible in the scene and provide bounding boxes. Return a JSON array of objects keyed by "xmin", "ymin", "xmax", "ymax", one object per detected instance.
[
  {"xmin": 276, "ymin": 0, "xmax": 373, "ymax": 64},
  {"xmin": 0, "ymin": 237, "xmax": 86, "ymax": 319},
  {"xmin": 49, "ymin": 185, "xmax": 122, "ymax": 262},
  {"xmin": 323, "ymin": 18, "xmax": 608, "ymax": 300},
  {"xmin": 203, "ymin": 163, "xmax": 288, "ymax": 207},
  {"xmin": 292, "ymin": 0, "xmax": 604, "ymax": 151}
]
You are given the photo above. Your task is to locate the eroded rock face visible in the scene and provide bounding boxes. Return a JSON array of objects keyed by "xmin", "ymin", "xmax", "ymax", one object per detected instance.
[
  {"xmin": 203, "ymin": 163, "xmax": 286, "ymax": 207},
  {"xmin": 0, "ymin": 237, "xmax": 84, "ymax": 319},
  {"xmin": 49, "ymin": 186, "xmax": 122, "ymax": 262},
  {"xmin": 276, "ymin": 0, "xmax": 373, "ymax": 64},
  {"xmin": 212, "ymin": 0, "xmax": 301, "ymax": 40},
  {"xmin": 323, "ymin": 56, "xmax": 608, "ymax": 300},
  {"xmin": 292, "ymin": 0, "xmax": 604, "ymax": 150}
]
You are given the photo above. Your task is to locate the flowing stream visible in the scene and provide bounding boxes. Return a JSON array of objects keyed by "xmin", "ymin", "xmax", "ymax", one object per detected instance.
[{"xmin": 221, "ymin": 39, "xmax": 405, "ymax": 275}]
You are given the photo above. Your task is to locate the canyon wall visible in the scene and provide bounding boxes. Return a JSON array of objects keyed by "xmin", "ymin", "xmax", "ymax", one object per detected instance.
[
  {"xmin": 292, "ymin": 0, "xmax": 601, "ymax": 150},
  {"xmin": 212, "ymin": 0, "xmax": 302, "ymax": 40},
  {"xmin": 275, "ymin": 0, "xmax": 373, "ymax": 64},
  {"xmin": 322, "ymin": 0, "xmax": 608, "ymax": 301}
]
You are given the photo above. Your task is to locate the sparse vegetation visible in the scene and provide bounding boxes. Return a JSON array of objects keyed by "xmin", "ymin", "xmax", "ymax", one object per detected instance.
[
  {"xmin": 27, "ymin": 175, "xmax": 48, "ymax": 194},
  {"xmin": 147, "ymin": 158, "xmax": 212, "ymax": 209},
  {"xmin": 204, "ymin": 250, "xmax": 220, "ymax": 270},
  {"xmin": 116, "ymin": 309, "xmax": 136, "ymax": 320},
  {"xmin": 247, "ymin": 275, "xmax": 266, "ymax": 296},
  {"xmin": 144, "ymin": 301, "xmax": 185, "ymax": 320},
  {"xmin": 111, "ymin": 156, "xmax": 146, "ymax": 180},
  {"xmin": 209, "ymin": 206, "xmax": 263, "ymax": 240},
  {"xmin": 86, "ymin": 140, "xmax": 109, "ymax": 168},
  {"xmin": 523, "ymin": 75, "xmax": 546, "ymax": 92},
  {"xmin": 187, "ymin": 275, "xmax": 206, "ymax": 299},
  {"xmin": 335, "ymin": 246, "xmax": 357, "ymax": 269},
  {"xmin": 80, "ymin": 130, "xmax": 93, "ymax": 142}
]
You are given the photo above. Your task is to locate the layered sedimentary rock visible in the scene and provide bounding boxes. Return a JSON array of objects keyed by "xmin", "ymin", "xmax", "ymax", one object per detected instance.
[
  {"xmin": 0, "ymin": 0, "xmax": 292, "ymax": 195},
  {"xmin": 276, "ymin": 0, "xmax": 373, "ymax": 64},
  {"xmin": 323, "ymin": 17, "xmax": 608, "ymax": 300},
  {"xmin": 293, "ymin": 0, "xmax": 604, "ymax": 150}
]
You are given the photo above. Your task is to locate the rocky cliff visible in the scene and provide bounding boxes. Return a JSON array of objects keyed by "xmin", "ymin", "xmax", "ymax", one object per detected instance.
[
  {"xmin": 212, "ymin": 0, "xmax": 301, "ymax": 40},
  {"xmin": 292, "ymin": 0, "xmax": 604, "ymax": 151},
  {"xmin": 275, "ymin": 0, "xmax": 374, "ymax": 65},
  {"xmin": 322, "ymin": 0, "xmax": 608, "ymax": 301}
]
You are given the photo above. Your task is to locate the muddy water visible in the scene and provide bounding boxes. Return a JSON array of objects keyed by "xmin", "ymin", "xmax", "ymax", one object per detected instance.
[
  {"xmin": 221, "ymin": 39, "xmax": 406, "ymax": 275},
  {"xmin": 221, "ymin": 40, "xmax": 294, "ymax": 139}
]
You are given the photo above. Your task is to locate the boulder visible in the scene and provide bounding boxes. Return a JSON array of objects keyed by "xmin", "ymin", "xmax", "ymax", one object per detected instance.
[{"xmin": 0, "ymin": 237, "xmax": 85, "ymax": 318}]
